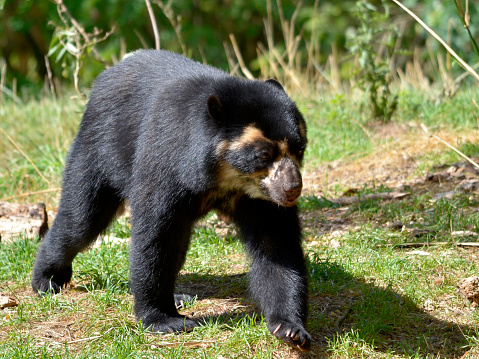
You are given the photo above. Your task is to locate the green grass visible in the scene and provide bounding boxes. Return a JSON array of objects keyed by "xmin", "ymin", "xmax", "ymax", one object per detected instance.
[
  {"xmin": 0, "ymin": 95, "xmax": 82, "ymax": 202},
  {"xmin": 2, "ymin": 198, "xmax": 479, "ymax": 357},
  {"xmin": 0, "ymin": 229, "xmax": 284, "ymax": 358},
  {"xmin": 310, "ymin": 227, "xmax": 479, "ymax": 357},
  {"xmin": 2, "ymin": 85, "xmax": 479, "ymax": 357},
  {"xmin": 301, "ymin": 87, "xmax": 479, "ymax": 169}
]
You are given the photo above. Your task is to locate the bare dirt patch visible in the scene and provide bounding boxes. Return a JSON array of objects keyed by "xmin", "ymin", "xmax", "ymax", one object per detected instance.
[
  {"xmin": 300, "ymin": 124, "xmax": 479, "ymax": 241},
  {"xmin": 0, "ymin": 202, "xmax": 53, "ymax": 242},
  {"xmin": 303, "ymin": 126, "xmax": 479, "ymax": 195}
]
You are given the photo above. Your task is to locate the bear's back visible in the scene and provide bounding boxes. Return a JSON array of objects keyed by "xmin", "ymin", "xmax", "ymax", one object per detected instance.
[{"xmin": 97, "ymin": 50, "xmax": 227, "ymax": 90}]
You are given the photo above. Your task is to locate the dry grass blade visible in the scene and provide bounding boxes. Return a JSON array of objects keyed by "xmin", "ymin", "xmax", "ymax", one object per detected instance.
[
  {"xmin": 229, "ymin": 34, "xmax": 254, "ymax": 80},
  {"xmin": 0, "ymin": 127, "xmax": 53, "ymax": 187},
  {"xmin": 152, "ymin": 340, "xmax": 215, "ymax": 348},
  {"xmin": 223, "ymin": 42, "xmax": 241, "ymax": 77},
  {"xmin": 391, "ymin": 0, "xmax": 479, "ymax": 82},
  {"xmin": 0, "ymin": 188, "xmax": 61, "ymax": 202},
  {"xmin": 153, "ymin": 0, "xmax": 187, "ymax": 55},
  {"xmin": 270, "ymin": 47, "xmax": 302, "ymax": 92},
  {"xmin": 420, "ymin": 123, "xmax": 479, "ymax": 170},
  {"xmin": 0, "ymin": 85, "xmax": 21, "ymax": 105},
  {"xmin": 66, "ymin": 327, "xmax": 115, "ymax": 344}
]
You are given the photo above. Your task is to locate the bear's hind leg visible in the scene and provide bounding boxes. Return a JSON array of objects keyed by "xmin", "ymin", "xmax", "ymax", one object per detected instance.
[{"xmin": 32, "ymin": 174, "xmax": 122, "ymax": 295}]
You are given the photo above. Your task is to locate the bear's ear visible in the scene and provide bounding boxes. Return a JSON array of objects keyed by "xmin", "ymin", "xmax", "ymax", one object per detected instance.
[
  {"xmin": 265, "ymin": 78, "xmax": 285, "ymax": 92},
  {"xmin": 207, "ymin": 95, "xmax": 222, "ymax": 121}
]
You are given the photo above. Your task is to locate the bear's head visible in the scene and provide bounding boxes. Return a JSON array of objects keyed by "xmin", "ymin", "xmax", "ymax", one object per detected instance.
[{"xmin": 209, "ymin": 79, "xmax": 307, "ymax": 208}]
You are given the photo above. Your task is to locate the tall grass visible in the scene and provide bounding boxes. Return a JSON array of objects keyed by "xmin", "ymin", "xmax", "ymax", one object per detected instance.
[{"xmin": 0, "ymin": 94, "xmax": 81, "ymax": 203}]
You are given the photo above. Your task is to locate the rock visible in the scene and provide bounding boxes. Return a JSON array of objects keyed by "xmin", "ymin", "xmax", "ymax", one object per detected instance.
[
  {"xmin": 459, "ymin": 179, "xmax": 479, "ymax": 192},
  {"xmin": 433, "ymin": 191, "xmax": 456, "ymax": 200},
  {"xmin": 0, "ymin": 293, "xmax": 18, "ymax": 309},
  {"xmin": 456, "ymin": 276, "xmax": 479, "ymax": 306}
]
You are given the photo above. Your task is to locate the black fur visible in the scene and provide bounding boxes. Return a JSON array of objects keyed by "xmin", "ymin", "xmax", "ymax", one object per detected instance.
[{"xmin": 31, "ymin": 50, "xmax": 310, "ymax": 350}]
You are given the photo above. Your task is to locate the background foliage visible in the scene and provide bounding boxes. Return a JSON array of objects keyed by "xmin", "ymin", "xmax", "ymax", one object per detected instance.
[{"xmin": 1, "ymin": 0, "xmax": 478, "ymax": 94}]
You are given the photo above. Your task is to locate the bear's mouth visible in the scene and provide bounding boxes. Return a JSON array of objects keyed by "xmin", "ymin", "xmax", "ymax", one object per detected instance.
[
  {"xmin": 282, "ymin": 197, "xmax": 300, "ymax": 207},
  {"xmin": 263, "ymin": 187, "xmax": 302, "ymax": 207}
]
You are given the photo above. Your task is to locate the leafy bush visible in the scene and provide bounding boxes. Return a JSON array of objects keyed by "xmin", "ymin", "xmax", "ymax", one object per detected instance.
[{"xmin": 347, "ymin": 0, "xmax": 399, "ymax": 122}]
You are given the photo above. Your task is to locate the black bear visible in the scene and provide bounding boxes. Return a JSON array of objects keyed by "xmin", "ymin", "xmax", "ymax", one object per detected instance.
[{"xmin": 31, "ymin": 50, "xmax": 310, "ymax": 350}]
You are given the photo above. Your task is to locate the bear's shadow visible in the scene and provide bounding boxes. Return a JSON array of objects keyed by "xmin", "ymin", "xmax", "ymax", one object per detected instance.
[{"xmin": 174, "ymin": 260, "xmax": 474, "ymax": 358}]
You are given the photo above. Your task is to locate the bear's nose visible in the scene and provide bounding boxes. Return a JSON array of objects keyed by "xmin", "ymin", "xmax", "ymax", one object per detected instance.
[{"xmin": 283, "ymin": 182, "xmax": 302, "ymax": 201}]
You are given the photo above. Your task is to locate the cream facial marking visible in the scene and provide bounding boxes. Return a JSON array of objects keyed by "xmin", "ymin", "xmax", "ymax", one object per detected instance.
[
  {"xmin": 214, "ymin": 124, "xmax": 304, "ymax": 207},
  {"xmin": 260, "ymin": 159, "xmax": 282, "ymax": 188},
  {"xmin": 259, "ymin": 155, "xmax": 303, "ymax": 207},
  {"xmin": 277, "ymin": 139, "xmax": 302, "ymax": 168},
  {"xmin": 216, "ymin": 160, "xmax": 269, "ymax": 200},
  {"xmin": 228, "ymin": 125, "xmax": 273, "ymax": 151},
  {"xmin": 215, "ymin": 139, "xmax": 230, "ymax": 157},
  {"xmin": 278, "ymin": 140, "xmax": 288, "ymax": 156}
]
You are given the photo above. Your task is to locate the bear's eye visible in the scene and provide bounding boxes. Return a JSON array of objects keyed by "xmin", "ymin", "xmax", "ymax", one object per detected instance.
[
  {"xmin": 297, "ymin": 146, "xmax": 306, "ymax": 157},
  {"xmin": 256, "ymin": 151, "xmax": 271, "ymax": 161}
]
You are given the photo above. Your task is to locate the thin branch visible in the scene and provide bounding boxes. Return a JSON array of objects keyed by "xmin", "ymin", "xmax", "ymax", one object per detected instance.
[
  {"xmin": 44, "ymin": 55, "xmax": 57, "ymax": 101},
  {"xmin": 145, "ymin": 0, "xmax": 160, "ymax": 50},
  {"xmin": 335, "ymin": 299, "xmax": 354, "ymax": 331},
  {"xmin": 389, "ymin": 242, "xmax": 479, "ymax": 248},
  {"xmin": 421, "ymin": 123, "xmax": 479, "ymax": 170},
  {"xmin": 153, "ymin": 0, "xmax": 186, "ymax": 55},
  {"xmin": 150, "ymin": 340, "xmax": 215, "ymax": 348},
  {"xmin": 391, "ymin": 0, "xmax": 479, "ymax": 82},
  {"xmin": 54, "ymin": 0, "xmax": 110, "ymax": 68},
  {"xmin": 329, "ymin": 192, "xmax": 410, "ymax": 206}
]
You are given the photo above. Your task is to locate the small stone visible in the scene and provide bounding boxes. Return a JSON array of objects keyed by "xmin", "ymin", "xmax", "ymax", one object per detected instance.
[
  {"xmin": 330, "ymin": 239, "xmax": 340, "ymax": 248},
  {"xmin": 0, "ymin": 294, "xmax": 18, "ymax": 309},
  {"xmin": 459, "ymin": 179, "xmax": 479, "ymax": 192},
  {"xmin": 457, "ymin": 276, "xmax": 479, "ymax": 305},
  {"xmin": 390, "ymin": 221, "xmax": 404, "ymax": 231}
]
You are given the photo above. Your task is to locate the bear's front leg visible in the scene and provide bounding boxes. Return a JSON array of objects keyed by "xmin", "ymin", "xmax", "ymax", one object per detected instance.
[
  {"xmin": 250, "ymin": 252, "xmax": 311, "ymax": 350},
  {"xmin": 129, "ymin": 195, "xmax": 199, "ymax": 333},
  {"xmin": 233, "ymin": 198, "xmax": 311, "ymax": 351}
]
